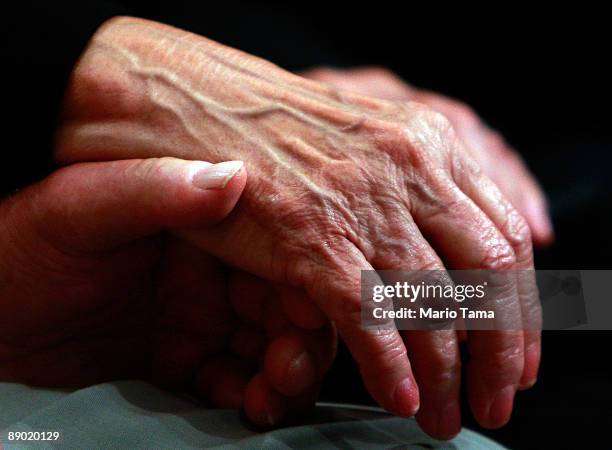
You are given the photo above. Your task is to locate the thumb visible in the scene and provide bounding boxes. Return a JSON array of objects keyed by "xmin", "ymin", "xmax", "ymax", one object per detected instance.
[{"xmin": 11, "ymin": 157, "xmax": 246, "ymax": 252}]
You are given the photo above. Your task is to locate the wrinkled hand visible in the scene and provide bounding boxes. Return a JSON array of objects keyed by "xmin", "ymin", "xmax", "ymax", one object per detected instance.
[
  {"xmin": 0, "ymin": 157, "xmax": 334, "ymax": 425},
  {"xmin": 302, "ymin": 66, "xmax": 553, "ymax": 247},
  {"xmin": 56, "ymin": 17, "xmax": 542, "ymax": 438},
  {"xmin": 158, "ymin": 246, "xmax": 336, "ymax": 426}
]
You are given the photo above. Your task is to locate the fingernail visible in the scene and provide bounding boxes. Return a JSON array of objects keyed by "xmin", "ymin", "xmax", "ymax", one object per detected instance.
[
  {"xmin": 488, "ymin": 385, "xmax": 515, "ymax": 427},
  {"xmin": 192, "ymin": 160, "xmax": 244, "ymax": 190},
  {"xmin": 394, "ymin": 378, "xmax": 420, "ymax": 417}
]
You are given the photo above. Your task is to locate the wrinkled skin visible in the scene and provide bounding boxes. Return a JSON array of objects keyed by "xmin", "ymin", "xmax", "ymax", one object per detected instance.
[
  {"xmin": 0, "ymin": 158, "xmax": 335, "ymax": 426},
  {"xmin": 301, "ymin": 66, "xmax": 551, "ymax": 434},
  {"xmin": 302, "ymin": 66, "xmax": 553, "ymax": 247},
  {"xmin": 55, "ymin": 17, "xmax": 542, "ymax": 438}
]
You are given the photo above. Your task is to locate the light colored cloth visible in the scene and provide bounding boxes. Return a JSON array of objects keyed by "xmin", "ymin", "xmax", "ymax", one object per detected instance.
[{"xmin": 0, "ymin": 381, "xmax": 505, "ymax": 449}]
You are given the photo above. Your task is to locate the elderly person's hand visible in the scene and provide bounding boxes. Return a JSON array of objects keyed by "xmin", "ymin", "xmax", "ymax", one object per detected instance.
[
  {"xmin": 0, "ymin": 157, "xmax": 335, "ymax": 425},
  {"xmin": 302, "ymin": 66, "xmax": 553, "ymax": 247},
  {"xmin": 55, "ymin": 17, "xmax": 541, "ymax": 438}
]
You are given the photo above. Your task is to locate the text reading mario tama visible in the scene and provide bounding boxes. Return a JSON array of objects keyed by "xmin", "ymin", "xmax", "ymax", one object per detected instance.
[{"xmin": 367, "ymin": 279, "xmax": 496, "ymax": 324}]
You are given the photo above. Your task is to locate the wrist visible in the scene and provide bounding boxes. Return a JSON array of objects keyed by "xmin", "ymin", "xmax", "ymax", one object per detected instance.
[{"xmin": 55, "ymin": 16, "xmax": 310, "ymax": 164}]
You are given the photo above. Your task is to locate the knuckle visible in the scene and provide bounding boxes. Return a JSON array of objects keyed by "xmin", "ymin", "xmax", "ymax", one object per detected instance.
[
  {"xmin": 480, "ymin": 239, "xmax": 517, "ymax": 270},
  {"xmin": 127, "ymin": 157, "xmax": 192, "ymax": 190},
  {"xmin": 490, "ymin": 353, "xmax": 522, "ymax": 380},
  {"xmin": 337, "ymin": 288, "xmax": 392, "ymax": 333},
  {"xmin": 337, "ymin": 290, "xmax": 363, "ymax": 325},
  {"xmin": 475, "ymin": 340, "xmax": 524, "ymax": 379},
  {"xmin": 368, "ymin": 331, "xmax": 409, "ymax": 368},
  {"xmin": 422, "ymin": 350, "xmax": 461, "ymax": 380},
  {"xmin": 448, "ymin": 149, "xmax": 483, "ymax": 187},
  {"xmin": 414, "ymin": 103, "xmax": 454, "ymax": 135},
  {"xmin": 504, "ymin": 211, "xmax": 533, "ymax": 261},
  {"xmin": 403, "ymin": 104, "xmax": 458, "ymax": 158},
  {"xmin": 127, "ymin": 157, "xmax": 167, "ymax": 180},
  {"xmin": 429, "ymin": 361, "xmax": 461, "ymax": 388},
  {"xmin": 376, "ymin": 121, "xmax": 443, "ymax": 173}
]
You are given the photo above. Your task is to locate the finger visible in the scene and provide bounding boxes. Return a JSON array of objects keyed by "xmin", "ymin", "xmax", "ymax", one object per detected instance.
[
  {"xmin": 430, "ymin": 97, "xmax": 553, "ymax": 245},
  {"xmin": 263, "ymin": 295, "xmax": 292, "ymax": 340},
  {"xmin": 243, "ymin": 373, "xmax": 289, "ymax": 427},
  {"xmin": 462, "ymin": 130, "xmax": 554, "ymax": 247},
  {"xmin": 228, "ymin": 270, "xmax": 271, "ymax": 328},
  {"xmin": 366, "ymin": 205, "xmax": 462, "ymax": 439},
  {"xmin": 263, "ymin": 331, "xmax": 317, "ymax": 398},
  {"xmin": 451, "ymin": 155, "xmax": 542, "ymax": 389},
  {"xmin": 495, "ymin": 146, "xmax": 554, "ymax": 248},
  {"xmin": 303, "ymin": 237, "xmax": 420, "ymax": 417},
  {"xmin": 23, "ymin": 158, "xmax": 246, "ymax": 252},
  {"xmin": 406, "ymin": 90, "xmax": 553, "ymax": 247},
  {"xmin": 411, "ymin": 174, "xmax": 524, "ymax": 429},
  {"xmin": 195, "ymin": 356, "xmax": 254, "ymax": 409},
  {"xmin": 279, "ymin": 286, "xmax": 327, "ymax": 330},
  {"xmin": 406, "ymin": 331, "xmax": 462, "ymax": 439},
  {"xmin": 263, "ymin": 325, "xmax": 336, "ymax": 397},
  {"xmin": 153, "ymin": 238, "xmax": 235, "ymax": 386},
  {"xmin": 303, "ymin": 71, "xmax": 553, "ymax": 246}
]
